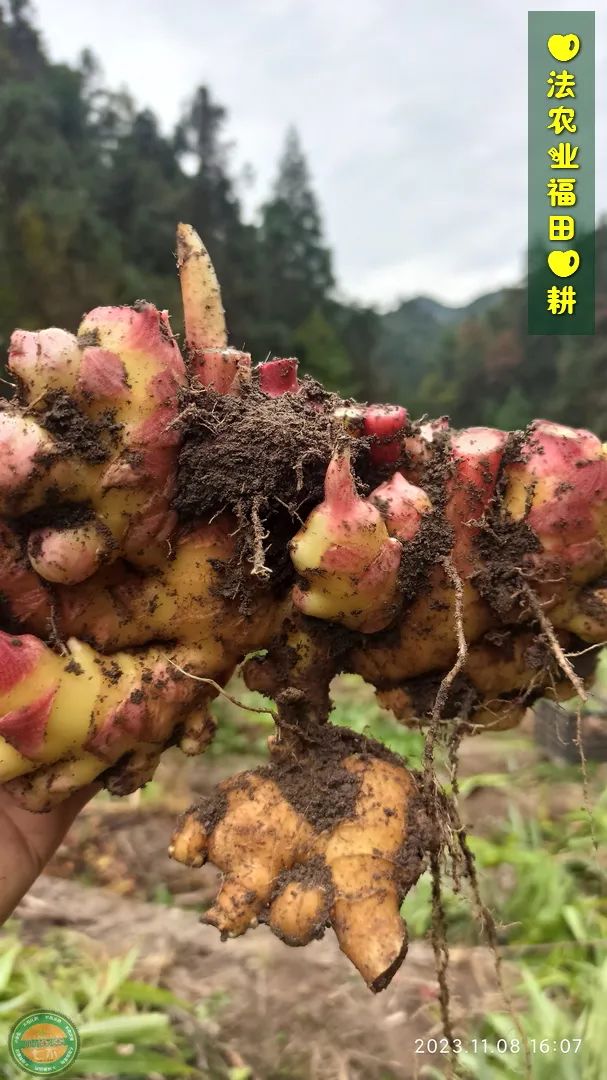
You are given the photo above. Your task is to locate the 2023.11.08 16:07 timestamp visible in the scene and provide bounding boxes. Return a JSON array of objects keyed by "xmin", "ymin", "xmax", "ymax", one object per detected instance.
[{"xmin": 414, "ymin": 1038, "xmax": 583, "ymax": 1055}]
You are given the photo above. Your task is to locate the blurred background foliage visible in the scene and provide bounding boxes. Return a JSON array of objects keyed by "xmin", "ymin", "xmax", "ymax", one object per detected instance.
[{"xmin": 2, "ymin": 0, "xmax": 607, "ymax": 433}]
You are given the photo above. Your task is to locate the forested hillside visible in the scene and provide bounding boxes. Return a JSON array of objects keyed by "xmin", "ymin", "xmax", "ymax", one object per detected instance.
[
  {"xmin": 1, "ymin": 0, "xmax": 606, "ymax": 433},
  {"xmin": 392, "ymin": 241, "xmax": 607, "ymax": 436}
]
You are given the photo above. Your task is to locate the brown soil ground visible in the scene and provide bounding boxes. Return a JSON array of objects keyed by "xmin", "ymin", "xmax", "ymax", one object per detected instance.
[{"xmin": 18, "ymin": 875, "xmax": 514, "ymax": 1080}]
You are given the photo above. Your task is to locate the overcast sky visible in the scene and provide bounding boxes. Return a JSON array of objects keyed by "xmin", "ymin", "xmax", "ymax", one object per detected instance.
[{"xmin": 33, "ymin": 0, "xmax": 607, "ymax": 307}]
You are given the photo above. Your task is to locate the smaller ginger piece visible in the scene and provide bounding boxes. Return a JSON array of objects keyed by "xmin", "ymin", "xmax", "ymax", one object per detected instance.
[{"xmin": 170, "ymin": 696, "xmax": 436, "ymax": 992}]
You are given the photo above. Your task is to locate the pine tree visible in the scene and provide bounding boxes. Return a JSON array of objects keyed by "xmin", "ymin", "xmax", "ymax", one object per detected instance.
[
  {"xmin": 0, "ymin": 1, "xmax": 124, "ymax": 337},
  {"xmin": 259, "ymin": 127, "xmax": 334, "ymax": 330},
  {"xmin": 102, "ymin": 108, "xmax": 184, "ymax": 277},
  {"xmin": 3, "ymin": 0, "xmax": 43, "ymax": 80}
]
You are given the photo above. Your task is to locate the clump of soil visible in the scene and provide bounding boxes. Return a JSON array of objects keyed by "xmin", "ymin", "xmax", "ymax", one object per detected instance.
[
  {"xmin": 398, "ymin": 511, "xmax": 453, "ymax": 607},
  {"xmin": 8, "ymin": 493, "xmax": 94, "ymax": 540},
  {"xmin": 39, "ymin": 389, "xmax": 121, "ymax": 465},
  {"xmin": 391, "ymin": 423, "xmax": 453, "ymax": 612},
  {"xmin": 473, "ymin": 428, "xmax": 541, "ymax": 619},
  {"xmin": 266, "ymin": 688, "xmax": 411, "ymax": 829},
  {"xmin": 173, "ymin": 378, "xmax": 346, "ymax": 592}
]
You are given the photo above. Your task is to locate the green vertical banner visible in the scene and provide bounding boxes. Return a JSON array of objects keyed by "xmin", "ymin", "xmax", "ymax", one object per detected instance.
[{"xmin": 528, "ymin": 11, "xmax": 595, "ymax": 334}]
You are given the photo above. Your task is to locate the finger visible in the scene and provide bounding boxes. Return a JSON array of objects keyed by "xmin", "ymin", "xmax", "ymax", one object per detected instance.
[
  {"xmin": 4, "ymin": 753, "xmax": 106, "ymax": 812},
  {"xmin": 0, "ymin": 782, "xmax": 98, "ymax": 922}
]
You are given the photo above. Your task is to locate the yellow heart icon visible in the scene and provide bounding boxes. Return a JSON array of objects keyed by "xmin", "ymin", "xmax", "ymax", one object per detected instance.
[
  {"xmin": 547, "ymin": 34, "xmax": 580, "ymax": 62},
  {"xmin": 547, "ymin": 249, "xmax": 580, "ymax": 278}
]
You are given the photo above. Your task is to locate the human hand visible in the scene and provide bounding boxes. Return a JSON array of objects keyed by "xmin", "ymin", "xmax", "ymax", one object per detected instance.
[{"xmin": 0, "ymin": 783, "xmax": 98, "ymax": 923}]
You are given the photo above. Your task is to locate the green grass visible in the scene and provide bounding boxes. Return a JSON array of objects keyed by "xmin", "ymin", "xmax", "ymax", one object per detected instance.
[
  {"xmin": 418, "ymin": 957, "xmax": 607, "ymax": 1079},
  {"xmin": 402, "ymin": 791, "xmax": 607, "ymax": 1079},
  {"xmin": 0, "ymin": 932, "xmax": 227, "ymax": 1079},
  {"xmin": 210, "ymin": 685, "xmax": 275, "ymax": 757},
  {"xmin": 209, "ymin": 672, "xmax": 425, "ymax": 765},
  {"xmin": 556, "ymin": 645, "xmax": 607, "ymax": 719},
  {"xmin": 402, "ymin": 792, "xmax": 607, "ymax": 944},
  {"xmin": 329, "ymin": 673, "xmax": 425, "ymax": 763}
]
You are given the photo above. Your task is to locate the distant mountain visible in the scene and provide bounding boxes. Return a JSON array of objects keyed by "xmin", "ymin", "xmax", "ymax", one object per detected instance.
[
  {"xmin": 371, "ymin": 289, "xmax": 507, "ymax": 405},
  {"xmin": 383, "ymin": 288, "xmax": 507, "ymax": 334},
  {"xmin": 370, "ymin": 224, "xmax": 607, "ymax": 435}
]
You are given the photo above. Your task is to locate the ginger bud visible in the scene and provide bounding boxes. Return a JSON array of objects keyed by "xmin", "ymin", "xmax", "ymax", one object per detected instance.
[{"xmin": 289, "ymin": 444, "xmax": 402, "ymax": 632}]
